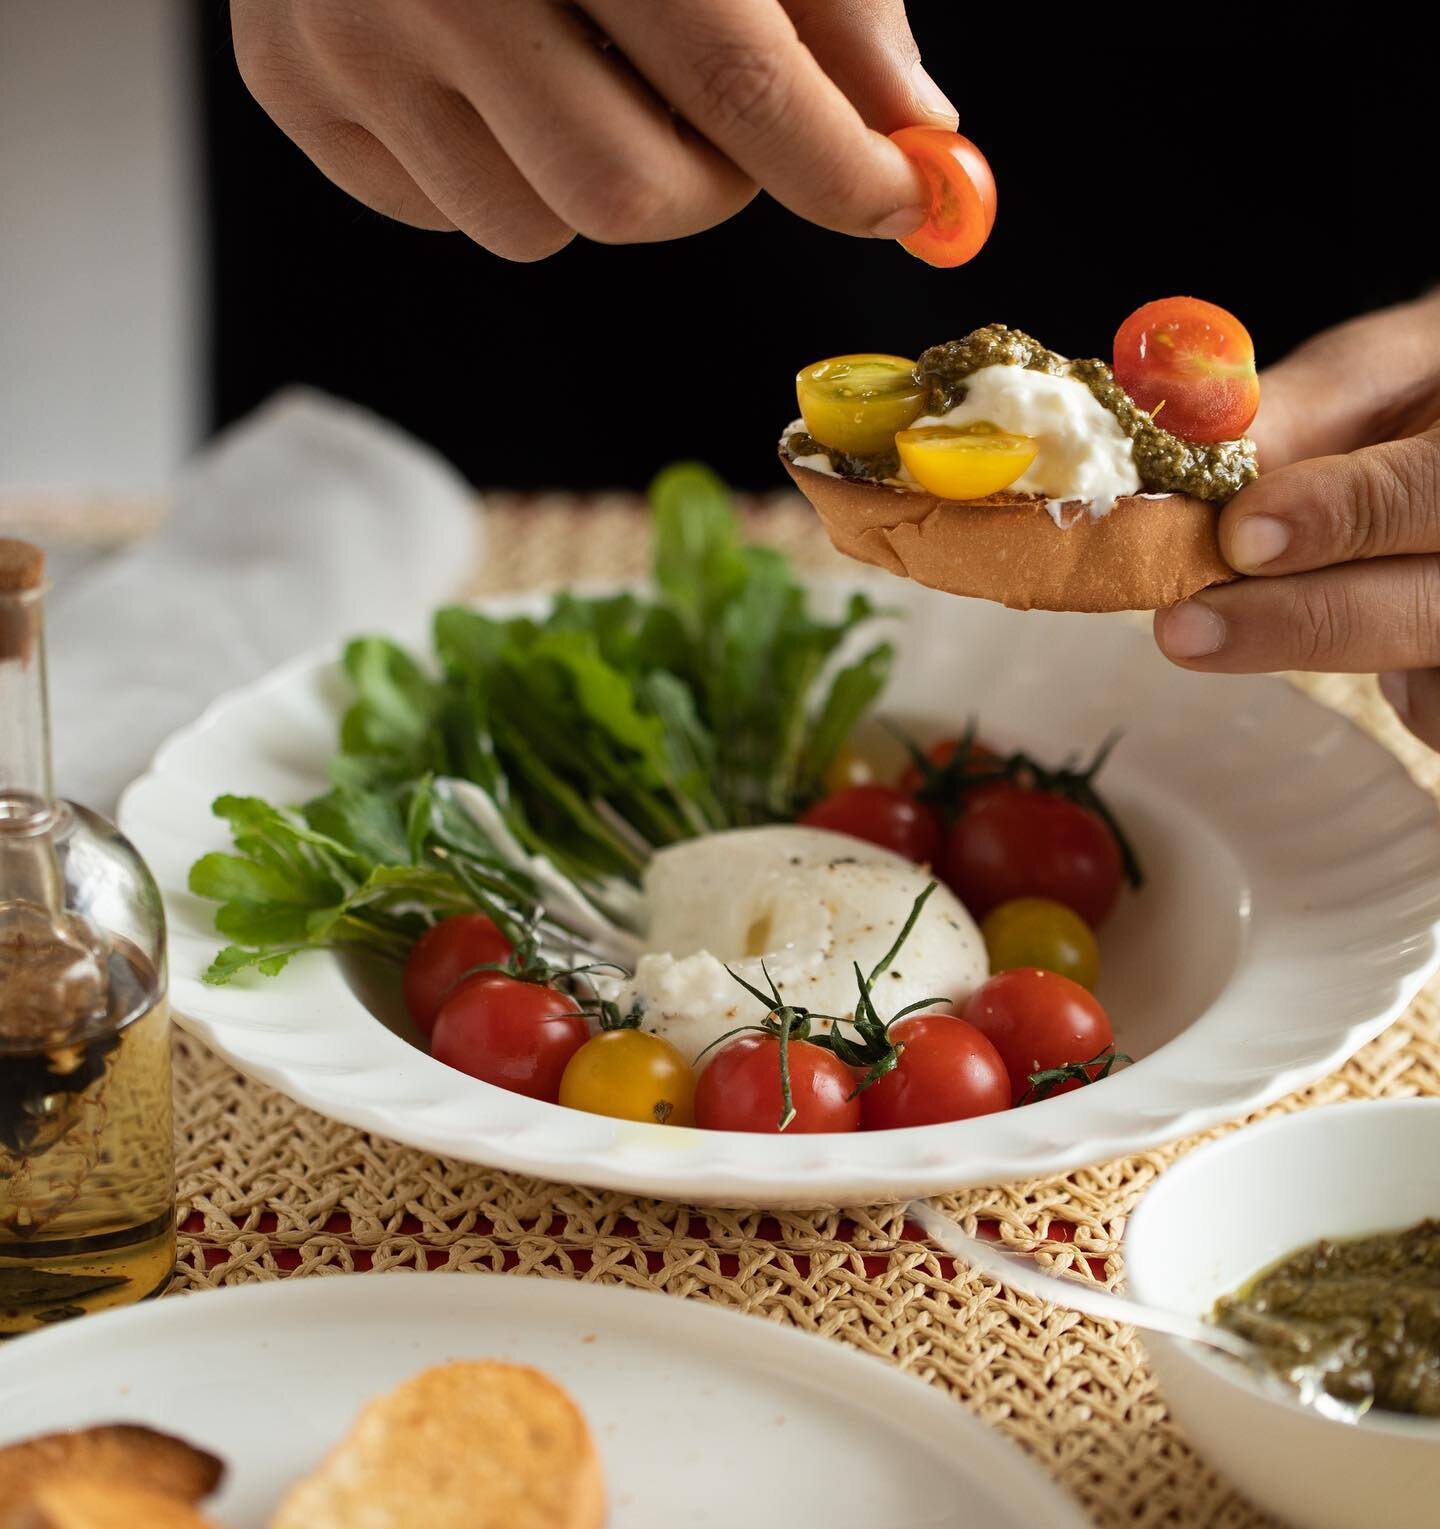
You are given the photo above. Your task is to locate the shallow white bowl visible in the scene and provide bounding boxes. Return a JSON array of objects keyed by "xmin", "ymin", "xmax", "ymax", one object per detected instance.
[
  {"xmin": 119, "ymin": 577, "xmax": 1440, "ymax": 1206},
  {"xmin": 1127, "ymin": 1099, "xmax": 1440, "ymax": 1529}
]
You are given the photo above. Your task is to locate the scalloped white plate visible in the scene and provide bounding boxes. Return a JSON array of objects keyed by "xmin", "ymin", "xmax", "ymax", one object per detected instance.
[
  {"xmin": 0, "ymin": 1274, "xmax": 1090, "ymax": 1528},
  {"xmin": 120, "ymin": 578, "xmax": 1440, "ymax": 1207}
]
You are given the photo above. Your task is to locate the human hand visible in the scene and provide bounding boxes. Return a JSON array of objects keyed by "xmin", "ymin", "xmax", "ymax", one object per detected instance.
[
  {"xmin": 231, "ymin": 0, "xmax": 953, "ymax": 260},
  {"xmin": 1153, "ymin": 289, "xmax": 1440, "ymax": 751}
]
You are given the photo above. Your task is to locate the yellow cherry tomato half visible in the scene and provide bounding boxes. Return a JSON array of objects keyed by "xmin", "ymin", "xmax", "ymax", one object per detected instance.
[
  {"xmin": 981, "ymin": 897, "xmax": 1100, "ymax": 992},
  {"xmin": 895, "ymin": 423, "xmax": 1037, "ymax": 500},
  {"xmin": 889, "ymin": 127, "xmax": 997, "ymax": 269},
  {"xmin": 796, "ymin": 354, "xmax": 925, "ymax": 457},
  {"xmin": 559, "ymin": 1028, "xmax": 696, "ymax": 1127}
]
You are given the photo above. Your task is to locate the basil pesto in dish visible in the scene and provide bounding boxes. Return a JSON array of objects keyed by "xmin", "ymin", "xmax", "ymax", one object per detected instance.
[
  {"xmin": 784, "ymin": 324, "xmax": 1259, "ymax": 506},
  {"xmin": 1214, "ymin": 1219, "xmax": 1440, "ymax": 1419}
]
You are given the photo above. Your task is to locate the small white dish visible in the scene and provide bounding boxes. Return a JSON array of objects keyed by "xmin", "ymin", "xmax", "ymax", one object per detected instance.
[
  {"xmin": 1126, "ymin": 1098, "xmax": 1440, "ymax": 1529},
  {"xmin": 0, "ymin": 1273, "xmax": 1087, "ymax": 1529},
  {"xmin": 119, "ymin": 577, "xmax": 1440, "ymax": 1206}
]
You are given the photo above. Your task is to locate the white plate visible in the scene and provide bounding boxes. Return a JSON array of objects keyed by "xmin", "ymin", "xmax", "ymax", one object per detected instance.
[
  {"xmin": 119, "ymin": 579, "xmax": 1440, "ymax": 1206},
  {"xmin": 0, "ymin": 1274, "xmax": 1087, "ymax": 1529}
]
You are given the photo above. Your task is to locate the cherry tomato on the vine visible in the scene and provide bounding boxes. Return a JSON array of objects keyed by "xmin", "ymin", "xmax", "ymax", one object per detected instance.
[
  {"xmin": 942, "ymin": 786, "xmax": 1123, "ymax": 927},
  {"xmin": 559, "ymin": 1029, "xmax": 695, "ymax": 1127},
  {"xmin": 858, "ymin": 1013, "xmax": 1010, "ymax": 1130},
  {"xmin": 430, "ymin": 975, "xmax": 587, "ymax": 1102},
  {"xmin": 889, "ymin": 127, "xmax": 997, "ymax": 269},
  {"xmin": 799, "ymin": 785, "xmax": 941, "ymax": 864},
  {"xmin": 981, "ymin": 897, "xmax": 1100, "ymax": 991},
  {"xmin": 1113, "ymin": 296, "xmax": 1259, "ymax": 444},
  {"xmin": 403, "ymin": 913, "xmax": 513, "ymax": 1037},
  {"xmin": 694, "ymin": 1033, "xmax": 860, "ymax": 1134},
  {"xmin": 898, "ymin": 737, "xmax": 1000, "ymax": 796},
  {"xmin": 961, "ymin": 968, "xmax": 1115, "ymax": 1105}
]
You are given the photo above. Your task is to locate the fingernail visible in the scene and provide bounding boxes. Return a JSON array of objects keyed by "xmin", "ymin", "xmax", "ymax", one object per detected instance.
[
  {"xmin": 910, "ymin": 62, "xmax": 958, "ymax": 127},
  {"xmin": 1159, "ymin": 600, "xmax": 1226, "ymax": 660},
  {"xmin": 1228, "ymin": 514, "xmax": 1291, "ymax": 572},
  {"xmin": 1379, "ymin": 670, "xmax": 1411, "ymax": 719},
  {"xmin": 871, "ymin": 202, "xmax": 928, "ymax": 238}
]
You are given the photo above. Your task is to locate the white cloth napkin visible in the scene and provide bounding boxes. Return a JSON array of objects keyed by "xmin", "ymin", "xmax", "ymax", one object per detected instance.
[{"xmin": 45, "ymin": 387, "xmax": 482, "ymax": 813}]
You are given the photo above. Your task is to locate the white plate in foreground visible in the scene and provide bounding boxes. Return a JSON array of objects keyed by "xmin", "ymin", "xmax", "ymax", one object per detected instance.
[
  {"xmin": 120, "ymin": 579, "xmax": 1440, "ymax": 1205},
  {"xmin": 0, "ymin": 1273, "xmax": 1087, "ymax": 1529}
]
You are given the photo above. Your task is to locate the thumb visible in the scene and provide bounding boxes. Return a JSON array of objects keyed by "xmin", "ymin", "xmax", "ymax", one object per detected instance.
[{"xmin": 783, "ymin": 0, "xmax": 958, "ymax": 133}]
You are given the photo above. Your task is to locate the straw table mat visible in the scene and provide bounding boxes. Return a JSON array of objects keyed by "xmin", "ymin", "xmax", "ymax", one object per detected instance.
[{"xmin": 22, "ymin": 492, "xmax": 1440, "ymax": 1529}]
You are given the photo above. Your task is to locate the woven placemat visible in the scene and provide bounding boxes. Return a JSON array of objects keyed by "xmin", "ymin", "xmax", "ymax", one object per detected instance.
[{"xmin": 161, "ymin": 493, "xmax": 1440, "ymax": 1529}]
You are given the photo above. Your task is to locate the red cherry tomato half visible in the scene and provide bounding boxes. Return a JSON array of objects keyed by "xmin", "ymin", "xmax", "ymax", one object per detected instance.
[
  {"xmin": 403, "ymin": 913, "xmax": 513, "ymax": 1037},
  {"xmin": 858, "ymin": 1013, "xmax": 1010, "ymax": 1130},
  {"xmin": 942, "ymin": 785, "xmax": 1123, "ymax": 928},
  {"xmin": 430, "ymin": 976, "xmax": 588, "ymax": 1102},
  {"xmin": 799, "ymin": 785, "xmax": 941, "ymax": 864},
  {"xmin": 1113, "ymin": 296, "xmax": 1259, "ymax": 444},
  {"xmin": 897, "ymin": 737, "xmax": 999, "ymax": 796},
  {"xmin": 694, "ymin": 1033, "xmax": 860, "ymax": 1134},
  {"xmin": 961, "ymin": 968, "xmax": 1115, "ymax": 1105},
  {"xmin": 889, "ymin": 127, "xmax": 996, "ymax": 269}
]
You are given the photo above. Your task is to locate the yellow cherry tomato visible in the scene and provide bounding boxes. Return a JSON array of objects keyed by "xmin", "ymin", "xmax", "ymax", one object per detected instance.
[
  {"xmin": 796, "ymin": 354, "xmax": 925, "ymax": 457},
  {"xmin": 981, "ymin": 897, "xmax": 1100, "ymax": 991},
  {"xmin": 559, "ymin": 1029, "xmax": 695, "ymax": 1127},
  {"xmin": 823, "ymin": 742, "xmax": 876, "ymax": 795},
  {"xmin": 895, "ymin": 422, "xmax": 1037, "ymax": 499}
]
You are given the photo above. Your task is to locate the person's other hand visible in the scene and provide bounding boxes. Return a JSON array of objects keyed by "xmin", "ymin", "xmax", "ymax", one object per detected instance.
[
  {"xmin": 231, "ymin": 0, "xmax": 953, "ymax": 261},
  {"xmin": 1154, "ymin": 289, "xmax": 1440, "ymax": 751}
]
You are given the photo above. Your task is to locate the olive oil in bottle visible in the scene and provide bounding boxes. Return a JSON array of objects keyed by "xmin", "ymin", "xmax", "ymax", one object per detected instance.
[{"xmin": 0, "ymin": 540, "xmax": 175, "ymax": 1335}]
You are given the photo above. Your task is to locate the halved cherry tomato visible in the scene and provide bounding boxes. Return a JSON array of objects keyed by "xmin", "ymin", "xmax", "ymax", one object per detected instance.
[
  {"xmin": 694, "ymin": 1033, "xmax": 859, "ymax": 1133},
  {"xmin": 889, "ymin": 127, "xmax": 996, "ymax": 269},
  {"xmin": 898, "ymin": 738, "xmax": 999, "ymax": 795},
  {"xmin": 896, "ymin": 423, "xmax": 1036, "ymax": 499},
  {"xmin": 1112, "ymin": 296, "xmax": 1259, "ymax": 443},
  {"xmin": 403, "ymin": 913, "xmax": 513, "ymax": 1037},
  {"xmin": 795, "ymin": 354, "xmax": 925, "ymax": 456},
  {"xmin": 799, "ymin": 785, "xmax": 940, "ymax": 864},
  {"xmin": 430, "ymin": 976, "xmax": 587, "ymax": 1102},
  {"xmin": 559, "ymin": 1029, "xmax": 695, "ymax": 1127},
  {"xmin": 961, "ymin": 968, "xmax": 1115, "ymax": 1104},
  {"xmin": 942, "ymin": 785, "xmax": 1123, "ymax": 927},
  {"xmin": 858, "ymin": 1013, "xmax": 1010, "ymax": 1130},
  {"xmin": 981, "ymin": 897, "xmax": 1100, "ymax": 991}
]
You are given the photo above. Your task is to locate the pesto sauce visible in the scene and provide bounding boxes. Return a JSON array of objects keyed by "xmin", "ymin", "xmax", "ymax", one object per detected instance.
[
  {"xmin": 1214, "ymin": 1220, "xmax": 1440, "ymax": 1418},
  {"xmin": 781, "ymin": 324, "xmax": 1260, "ymax": 502}
]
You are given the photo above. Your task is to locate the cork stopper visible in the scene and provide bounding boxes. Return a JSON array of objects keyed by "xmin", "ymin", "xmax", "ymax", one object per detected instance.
[
  {"xmin": 0, "ymin": 539, "xmax": 45, "ymax": 595},
  {"xmin": 0, "ymin": 540, "xmax": 44, "ymax": 661}
]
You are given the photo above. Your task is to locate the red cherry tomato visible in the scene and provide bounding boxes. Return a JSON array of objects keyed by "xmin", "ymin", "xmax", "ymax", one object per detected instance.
[
  {"xmin": 430, "ymin": 976, "xmax": 587, "ymax": 1102},
  {"xmin": 858, "ymin": 1013, "xmax": 1010, "ymax": 1130},
  {"xmin": 403, "ymin": 913, "xmax": 513, "ymax": 1037},
  {"xmin": 961, "ymin": 968, "xmax": 1115, "ymax": 1104},
  {"xmin": 694, "ymin": 1033, "xmax": 860, "ymax": 1134},
  {"xmin": 1113, "ymin": 296, "xmax": 1259, "ymax": 443},
  {"xmin": 799, "ymin": 785, "xmax": 941, "ymax": 864},
  {"xmin": 898, "ymin": 738, "xmax": 999, "ymax": 796},
  {"xmin": 942, "ymin": 785, "xmax": 1123, "ymax": 927},
  {"xmin": 889, "ymin": 127, "xmax": 997, "ymax": 269}
]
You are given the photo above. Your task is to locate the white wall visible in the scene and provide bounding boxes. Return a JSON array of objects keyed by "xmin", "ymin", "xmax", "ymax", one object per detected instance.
[{"xmin": 0, "ymin": 0, "xmax": 205, "ymax": 496}]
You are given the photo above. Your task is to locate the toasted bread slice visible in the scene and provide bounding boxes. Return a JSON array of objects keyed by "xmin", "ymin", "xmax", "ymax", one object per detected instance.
[
  {"xmin": 0, "ymin": 1425, "xmax": 223, "ymax": 1512},
  {"xmin": 784, "ymin": 454, "xmax": 1237, "ymax": 613},
  {"xmin": 269, "ymin": 1361, "xmax": 604, "ymax": 1529},
  {"xmin": 7, "ymin": 1483, "xmax": 223, "ymax": 1529}
]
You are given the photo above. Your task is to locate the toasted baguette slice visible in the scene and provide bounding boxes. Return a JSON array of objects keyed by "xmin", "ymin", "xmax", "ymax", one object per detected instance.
[
  {"xmin": 269, "ymin": 1361, "xmax": 604, "ymax": 1529},
  {"xmin": 0, "ymin": 1426, "xmax": 223, "ymax": 1513},
  {"xmin": 783, "ymin": 454, "xmax": 1237, "ymax": 613},
  {"xmin": 8, "ymin": 1483, "xmax": 223, "ymax": 1529}
]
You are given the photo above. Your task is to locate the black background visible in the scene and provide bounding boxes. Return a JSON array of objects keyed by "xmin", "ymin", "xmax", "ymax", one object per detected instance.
[{"xmin": 199, "ymin": 14, "xmax": 1430, "ymax": 492}]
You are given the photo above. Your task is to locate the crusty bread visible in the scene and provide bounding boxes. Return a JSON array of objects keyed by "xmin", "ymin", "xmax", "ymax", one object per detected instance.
[
  {"xmin": 0, "ymin": 1426, "xmax": 223, "ymax": 1516},
  {"xmin": 268, "ymin": 1361, "xmax": 605, "ymax": 1529},
  {"xmin": 7, "ymin": 1483, "xmax": 222, "ymax": 1529},
  {"xmin": 783, "ymin": 454, "xmax": 1237, "ymax": 613}
]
